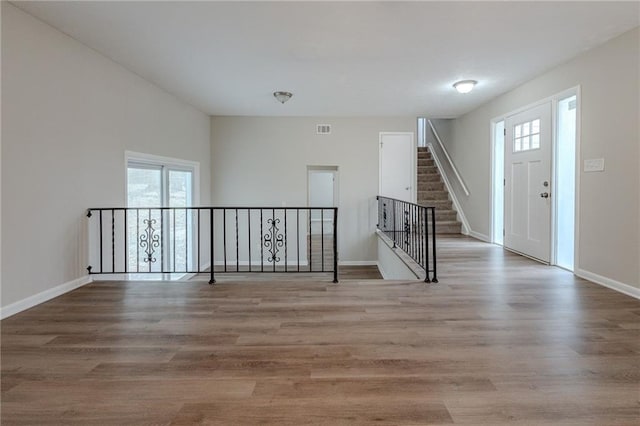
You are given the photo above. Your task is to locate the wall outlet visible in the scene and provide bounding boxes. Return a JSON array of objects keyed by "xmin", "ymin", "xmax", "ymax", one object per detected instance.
[{"xmin": 584, "ymin": 158, "xmax": 605, "ymax": 172}]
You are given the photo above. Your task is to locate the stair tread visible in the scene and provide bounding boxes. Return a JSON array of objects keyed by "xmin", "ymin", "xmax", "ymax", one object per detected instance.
[{"xmin": 415, "ymin": 147, "xmax": 461, "ymax": 234}]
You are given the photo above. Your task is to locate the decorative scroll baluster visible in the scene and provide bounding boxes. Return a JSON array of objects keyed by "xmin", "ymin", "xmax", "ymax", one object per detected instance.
[
  {"xmin": 140, "ymin": 218, "xmax": 160, "ymax": 263},
  {"xmin": 263, "ymin": 217, "xmax": 284, "ymax": 263},
  {"xmin": 383, "ymin": 202, "xmax": 387, "ymax": 229},
  {"xmin": 404, "ymin": 210, "xmax": 410, "ymax": 246}
]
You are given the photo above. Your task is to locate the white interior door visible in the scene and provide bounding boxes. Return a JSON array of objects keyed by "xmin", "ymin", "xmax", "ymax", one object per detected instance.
[
  {"xmin": 504, "ymin": 102, "xmax": 552, "ymax": 263},
  {"xmin": 379, "ymin": 132, "xmax": 414, "ymax": 202},
  {"xmin": 308, "ymin": 169, "xmax": 337, "ymax": 235}
]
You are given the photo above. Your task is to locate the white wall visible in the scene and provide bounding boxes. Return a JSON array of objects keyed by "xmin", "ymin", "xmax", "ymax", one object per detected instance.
[
  {"xmin": 444, "ymin": 27, "xmax": 639, "ymax": 289},
  {"xmin": 210, "ymin": 116, "xmax": 415, "ymax": 263},
  {"xmin": 1, "ymin": 4, "xmax": 211, "ymax": 311},
  {"xmin": 377, "ymin": 236, "xmax": 420, "ymax": 280}
]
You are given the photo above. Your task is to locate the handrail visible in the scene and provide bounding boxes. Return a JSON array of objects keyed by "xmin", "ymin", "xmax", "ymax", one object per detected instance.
[
  {"xmin": 427, "ymin": 119, "xmax": 470, "ymax": 196},
  {"xmin": 86, "ymin": 206, "xmax": 338, "ymax": 283},
  {"xmin": 376, "ymin": 196, "xmax": 437, "ymax": 283}
]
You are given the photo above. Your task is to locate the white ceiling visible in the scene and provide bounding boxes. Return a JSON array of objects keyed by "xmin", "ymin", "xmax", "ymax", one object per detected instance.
[{"xmin": 12, "ymin": 1, "xmax": 640, "ymax": 117}]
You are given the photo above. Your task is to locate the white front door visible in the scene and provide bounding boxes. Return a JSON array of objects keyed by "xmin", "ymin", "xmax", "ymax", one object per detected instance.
[
  {"xmin": 379, "ymin": 132, "xmax": 414, "ymax": 202},
  {"xmin": 504, "ymin": 102, "xmax": 552, "ymax": 263}
]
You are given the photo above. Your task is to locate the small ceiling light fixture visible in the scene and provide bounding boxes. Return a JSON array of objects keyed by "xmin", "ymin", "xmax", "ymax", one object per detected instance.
[
  {"xmin": 273, "ymin": 91, "xmax": 293, "ymax": 104},
  {"xmin": 453, "ymin": 80, "xmax": 477, "ymax": 94}
]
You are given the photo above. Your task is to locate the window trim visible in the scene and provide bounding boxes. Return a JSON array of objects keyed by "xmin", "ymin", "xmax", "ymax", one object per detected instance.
[{"xmin": 124, "ymin": 151, "xmax": 200, "ymax": 207}]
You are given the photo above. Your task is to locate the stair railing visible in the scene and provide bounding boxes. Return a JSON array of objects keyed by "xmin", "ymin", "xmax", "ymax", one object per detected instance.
[
  {"xmin": 86, "ymin": 206, "xmax": 338, "ymax": 283},
  {"xmin": 427, "ymin": 119, "xmax": 470, "ymax": 196},
  {"xmin": 376, "ymin": 196, "xmax": 437, "ymax": 283}
]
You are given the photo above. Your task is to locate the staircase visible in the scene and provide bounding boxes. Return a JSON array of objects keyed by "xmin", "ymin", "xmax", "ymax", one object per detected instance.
[{"xmin": 417, "ymin": 147, "xmax": 462, "ymax": 234}]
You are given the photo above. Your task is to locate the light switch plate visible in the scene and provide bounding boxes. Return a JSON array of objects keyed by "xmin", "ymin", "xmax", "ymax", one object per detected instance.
[{"xmin": 584, "ymin": 158, "xmax": 605, "ymax": 172}]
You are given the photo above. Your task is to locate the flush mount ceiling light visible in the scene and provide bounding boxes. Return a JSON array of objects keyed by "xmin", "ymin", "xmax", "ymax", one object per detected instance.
[
  {"xmin": 453, "ymin": 80, "xmax": 477, "ymax": 94},
  {"xmin": 273, "ymin": 91, "xmax": 293, "ymax": 104}
]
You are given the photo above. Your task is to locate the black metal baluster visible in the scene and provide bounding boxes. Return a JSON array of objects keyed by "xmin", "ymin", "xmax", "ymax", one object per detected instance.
[
  {"xmin": 416, "ymin": 205, "xmax": 419, "ymax": 267},
  {"xmin": 145, "ymin": 209, "xmax": 150, "ymax": 272},
  {"xmin": 184, "ymin": 208, "xmax": 188, "ymax": 273},
  {"xmin": 388, "ymin": 200, "xmax": 392, "ymax": 242},
  {"xmin": 272, "ymin": 208, "xmax": 276, "ymax": 272},
  {"xmin": 284, "ymin": 209, "xmax": 288, "ymax": 272},
  {"xmin": 172, "ymin": 209, "xmax": 176, "ymax": 272},
  {"xmin": 404, "ymin": 206, "xmax": 409, "ymax": 251},
  {"xmin": 392, "ymin": 199, "xmax": 397, "ymax": 248},
  {"xmin": 124, "ymin": 209, "xmax": 128, "ymax": 273},
  {"xmin": 260, "ymin": 209, "xmax": 264, "ymax": 272},
  {"xmin": 408, "ymin": 204, "xmax": 411, "ymax": 257},
  {"xmin": 136, "ymin": 209, "xmax": 139, "ymax": 273},
  {"xmin": 416, "ymin": 205, "xmax": 420, "ymax": 268},
  {"xmin": 160, "ymin": 209, "xmax": 164, "ymax": 273},
  {"xmin": 419, "ymin": 206, "xmax": 422, "ymax": 264},
  {"xmin": 248, "ymin": 209, "xmax": 252, "ymax": 273},
  {"xmin": 333, "ymin": 208, "xmax": 338, "ymax": 283},
  {"xmin": 296, "ymin": 209, "xmax": 300, "ymax": 272},
  {"xmin": 400, "ymin": 201, "xmax": 403, "ymax": 249},
  {"xmin": 412, "ymin": 204, "xmax": 416, "ymax": 260},
  {"xmin": 408, "ymin": 204, "xmax": 411, "ymax": 256},
  {"xmin": 235, "ymin": 208, "xmax": 239, "ymax": 272},
  {"xmin": 209, "ymin": 209, "xmax": 215, "ymax": 284},
  {"xmin": 223, "ymin": 209, "xmax": 227, "ymax": 272},
  {"xmin": 308, "ymin": 209, "xmax": 312, "ymax": 271},
  {"xmin": 404, "ymin": 202, "xmax": 411, "ymax": 251},
  {"xmin": 197, "ymin": 209, "xmax": 201, "ymax": 273},
  {"xmin": 418, "ymin": 206, "xmax": 422, "ymax": 271},
  {"xmin": 410, "ymin": 204, "xmax": 414, "ymax": 259},
  {"xmin": 321, "ymin": 209, "xmax": 325, "ymax": 271},
  {"xmin": 111, "ymin": 209, "xmax": 115, "ymax": 273},
  {"xmin": 424, "ymin": 207, "xmax": 430, "ymax": 283},
  {"xmin": 431, "ymin": 207, "xmax": 438, "ymax": 283}
]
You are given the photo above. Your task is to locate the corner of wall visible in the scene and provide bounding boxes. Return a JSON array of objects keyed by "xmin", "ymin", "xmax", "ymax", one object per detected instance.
[
  {"xmin": 0, "ymin": 275, "xmax": 93, "ymax": 319},
  {"xmin": 575, "ymin": 268, "xmax": 640, "ymax": 300}
]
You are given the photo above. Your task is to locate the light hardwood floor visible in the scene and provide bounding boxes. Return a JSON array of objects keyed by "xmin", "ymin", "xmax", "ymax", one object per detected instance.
[{"xmin": 1, "ymin": 236, "xmax": 639, "ymax": 425}]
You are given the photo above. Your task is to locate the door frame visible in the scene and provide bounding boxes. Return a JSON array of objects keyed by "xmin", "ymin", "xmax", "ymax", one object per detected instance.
[
  {"xmin": 378, "ymin": 132, "xmax": 416, "ymax": 203},
  {"xmin": 307, "ymin": 166, "xmax": 339, "ymax": 237},
  {"xmin": 490, "ymin": 86, "xmax": 581, "ymax": 270}
]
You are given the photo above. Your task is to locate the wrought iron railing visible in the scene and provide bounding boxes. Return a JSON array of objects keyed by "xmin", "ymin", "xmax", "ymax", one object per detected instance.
[
  {"xmin": 86, "ymin": 207, "xmax": 338, "ymax": 283},
  {"xmin": 376, "ymin": 196, "xmax": 437, "ymax": 282}
]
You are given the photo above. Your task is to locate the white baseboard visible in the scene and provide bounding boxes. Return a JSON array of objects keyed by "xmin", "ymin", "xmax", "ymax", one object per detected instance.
[
  {"xmin": 468, "ymin": 230, "xmax": 491, "ymax": 242},
  {"xmin": 1, "ymin": 275, "xmax": 93, "ymax": 320},
  {"xmin": 339, "ymin": 260, "xmax": 377, "ymax": 266},
  {"xmin": 214, "ymin": 260, "xmax": 310, "ymax": 267},
  {"xmin": 575, "ymin": 268, "xmax": 640, "ymax": 300}
]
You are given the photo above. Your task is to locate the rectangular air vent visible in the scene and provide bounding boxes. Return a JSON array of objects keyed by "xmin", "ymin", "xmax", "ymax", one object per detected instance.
[{"xmin": 316, "ymin": 124, "xmax": 331, "ymax": 135}]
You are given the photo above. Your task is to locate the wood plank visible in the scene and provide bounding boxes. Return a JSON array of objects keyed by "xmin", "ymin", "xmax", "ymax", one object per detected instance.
[{"xmin": 1, "ymin": 235, "xmax": 638, "ymax": 425}]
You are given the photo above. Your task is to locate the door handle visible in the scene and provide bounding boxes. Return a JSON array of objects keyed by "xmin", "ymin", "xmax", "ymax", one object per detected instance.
[{"xmin": 540, "ymin": 192, "xmax": 549, "ymax": 198}]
